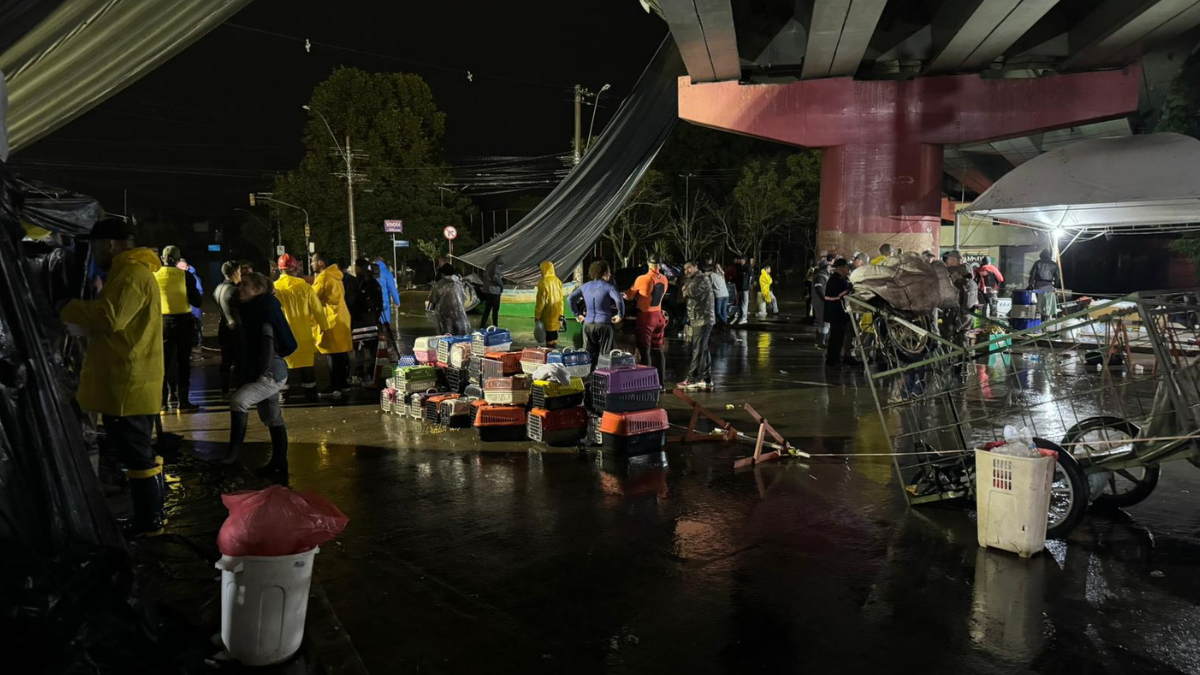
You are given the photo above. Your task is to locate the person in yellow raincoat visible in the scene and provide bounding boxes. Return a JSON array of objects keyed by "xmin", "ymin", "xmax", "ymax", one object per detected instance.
[
  {"xmin": 535, "ymin": 260, "xmax": 564, "ymax": 347},
  {"xmin": 311, "ymin": 252, "xmax": 352, "ymax": 398},
  {"xmin": 60, "ymin": 218, "xmax": 166, "ymax": 537},
  {"xmin": 274, "ymin": 254, "xmax": 330, "ymax": 403},
  {"xmin": 756, "ymin": 263, "xmax": 777, "ymax": 320}
]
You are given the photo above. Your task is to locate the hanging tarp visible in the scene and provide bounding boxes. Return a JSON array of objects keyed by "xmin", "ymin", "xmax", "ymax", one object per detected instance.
[
  {"xmin": 0, "ymin": 69, "xmax": 7, "ymax": 162},
  {"xmin": 963, "ymin": 133, "xmax": 1200, "ymax": 234},
  {"xmin": 18, "ymin": 177, "xmax": 101, "ymax": 237},
  {"xmin": 459, "ymin": 38, "xmax": 682, "ymax": 286},
  {"xmin": 0, "ymin": 1, "xmax": 67, "ymax": 55},
  {"xmin": 0, "ymin": 0, "xmax": 252, "ymax": 153}
]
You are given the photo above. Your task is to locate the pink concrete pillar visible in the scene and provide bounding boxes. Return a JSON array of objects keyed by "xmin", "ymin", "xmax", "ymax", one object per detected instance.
[
  {"xmin": 819, "ymin": 142, "xmax": 943, "ymax": 256},
  {"xmin": 676, "ymin": 66, "xmax": 1143, "ymax": 257}
]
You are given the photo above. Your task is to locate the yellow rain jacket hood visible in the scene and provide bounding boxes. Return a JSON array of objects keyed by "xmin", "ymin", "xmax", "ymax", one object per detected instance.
[
  {"xmin": 61, "ymin": 247, "xmax": 164, "ymax": 417},
  {"xmin": 535, "ymin": 261, "xmax": 564, "ymax": 326},
  {"xmin": 274, "ymin": 273, "xmax": 330, "ymax": 369},
  {"xmin": 313, "ymin": 264, "xmax": 352, "ymax": 354}
]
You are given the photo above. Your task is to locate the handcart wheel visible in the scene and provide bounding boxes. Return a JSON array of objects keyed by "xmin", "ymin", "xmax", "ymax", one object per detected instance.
[
  {"xmin": 884, "ymin": 313, "xmax": 931, "ymax": 363},
  {"xmin": 1061, "ymin": 417, "xmax": 1158, "ymax": 508},
  {"xmin": 1036, "ymin": 438, "xmax": 1088, "ymax": 540}
]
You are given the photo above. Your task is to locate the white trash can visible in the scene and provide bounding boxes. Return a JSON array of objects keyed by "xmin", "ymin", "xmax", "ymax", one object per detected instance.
[
  {"xmin": 215, "ymin": 547, "xmax": 319, "ymax": 666},
  {"xmin": 975, "ymin": 450, "xmax": 1055, "ymax": 558}
]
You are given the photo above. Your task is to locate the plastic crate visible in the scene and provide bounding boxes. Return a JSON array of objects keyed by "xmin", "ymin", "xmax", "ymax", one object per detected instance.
[
  {"xmin": 471, "ymin": 327, "xmax": 513, "ymax": 356},
  {"xmin": 475, "ymin": 404, "xmax": 527, "ymax": 427},
  {"xmin": 484, "ymin": 376, "xmax": 532, "ymax": 406},
  {"xmin": 446, "ymin": 366, "xmax": 470, "ymax": 394},
  {"xmin": 559, "ymin": 348, "xmax": 591, "ymax": 368},
  {"xmin": 601, "ymin": 430, "xmax": 667, "ymax": 456},
  {"xmin": 464, "ymin": 383, "xmax": 485, "ymax": 400},
  {"xmin": 380, "ymin": 388, "xmax": 400, "ymax": 413},
  {"xmin": 407, "ymin": 389, "xmax": 443, "ymax": 419},
  {"xmin": 468, "ymin": 357, "xmax": 483, "ymax": 384},
  {"xmin": 600, "ymin": 408, "xmax": 668, "ymax": 436},
  {"xmin": 527, "ymin": 408, "xmax": 588, "ymax": 446},
  {"xmin": 528, "ymin": 406, "xmax": 588, "ymax": 431},
  {"xmin": 587, "ymin": 414, "xmax": 603, "ymax": 446},
  {"xmin": 482, "ymin": 352, "xmax": 522, "ymax": 381},
  {"xmin": 597, "ymin": 350, "xmax": 637, "ymax": 370},
  {"xmin": 520, "ymin": 347, "xmax": 554, "ymax": 374},
  {"xmin": 426, "ymin": 393, "xmax": 461, "ymax": 422},
  {"xmin": 591, "ymin": 366, "xmax": 660, "ymax": 394},
  {"xmin": 398, "ymin": 378, "xmax": 439, "ymax": 395},
  {"xmin": 532, "ymin": 378, "xmax": 586, "ymax": 410},
  {"xmin": 469, "ymin": 398, "xmax": 487, "ymax": 425},
  {"xmin": 397, "ymin": 354, "xmax": 418, "ymax": 368},
  {"xmin": 448, "ymin": 342, "xmax": 473, "ymax": 368},
  {"xmin": 395, "ymin": 365, "xmax": 437, "ymax": 383},
  {"xmin": 437, "ymin": 335, "xmax": 472, "ymax": 365},
  {"xmin": 589, "ymin": 389, "xmax": 660, "ymax": 414},
  {"xmin": 975, "ymin": 449, "xmax": 1056, "ymax": 558},
  {"xmin": 439, "ymin": 398, "xmax": 476, "ymax": 428},
  {"xmin": 413, "ymin": 349, "xmax": 436, "ymax": 365},
  {"xmin": 413, "ymin": 335, "xmax": 442, "ymax": 352}
]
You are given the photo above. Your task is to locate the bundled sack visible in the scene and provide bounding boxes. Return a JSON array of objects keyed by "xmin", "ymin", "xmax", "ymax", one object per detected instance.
[
  {"xmin": 850, "ymin": 252, "xmax": 959, "ymax": 312},
  {"xmin": 217, "ymin": 486, "xmax": 349, "ymax": 557}
]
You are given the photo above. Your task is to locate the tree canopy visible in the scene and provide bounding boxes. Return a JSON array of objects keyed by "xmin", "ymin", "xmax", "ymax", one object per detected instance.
[{"xmin": 273, "ymin": 67, "xmax": 472, "ymax": 265}]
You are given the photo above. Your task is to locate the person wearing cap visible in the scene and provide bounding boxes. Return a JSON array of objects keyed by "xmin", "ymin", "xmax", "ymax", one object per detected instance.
[
  {"xmin": 624, "ymin": 256, "xmax": 669, "ymax": 384},
  {"xmin": 61, "ymin": 218, "xmax": 166, "ymax": 537},
  {"xmin": 275, "ymin": 254, "xmax": 329, "ymax": 402},
  {"xmin": 155, "ymin": 244, "xmax": 202, "ymax": 411},
  {"xmin": 214, "ymin": 260, "xmax": 242, "ymax": 398},
  {"xmin": 312, "ymin": 252, "xmax": 353, "ymax": 397},
  {"xmin": 823, "ymin": 258, "xmax": 855, "ymax": 369}
]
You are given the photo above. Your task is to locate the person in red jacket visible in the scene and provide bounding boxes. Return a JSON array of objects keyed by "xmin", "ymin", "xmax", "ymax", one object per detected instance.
[{"xmin": 974, "ymin": 256, "xmax": 1005, "ymax": 319}]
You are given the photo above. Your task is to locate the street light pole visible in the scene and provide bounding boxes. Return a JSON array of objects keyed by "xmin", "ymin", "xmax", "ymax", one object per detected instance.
[
  {"xmin": 303, "ymin": 105, "xmax": 359, "ymax": 273},
  {"xmin": 573, "ymin": 84, "xmax": 582, "ymax": 166},
  {"xmin": 585, "ymin": 83, "xmax": 610, "ymax": 154}
]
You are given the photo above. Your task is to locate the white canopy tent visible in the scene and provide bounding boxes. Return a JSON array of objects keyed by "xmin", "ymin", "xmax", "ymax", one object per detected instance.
[{"xmin": 962, "ymin": 133, "xmax": 1200, "ymax": 242}]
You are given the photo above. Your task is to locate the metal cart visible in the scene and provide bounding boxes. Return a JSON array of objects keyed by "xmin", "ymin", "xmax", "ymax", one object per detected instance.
[{"xmin": 848, "ymin": 290, "xmax": 1200, "ymax": 539}]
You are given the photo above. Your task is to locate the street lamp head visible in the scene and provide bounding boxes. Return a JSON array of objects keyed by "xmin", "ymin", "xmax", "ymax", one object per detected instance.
[
  {"xmin": 600, "ymin": 83, "xmax": 611, "ymax": 92},
  {"xmin": 302, "ymin": 105, "xmax": 311, "ymax": 111}
]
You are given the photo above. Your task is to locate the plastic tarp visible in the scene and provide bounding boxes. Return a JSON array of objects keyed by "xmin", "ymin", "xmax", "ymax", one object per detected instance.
[
  {"xmin": 459, "ymin": 38, "xmax": 683, "ymax": 286},
  {"xmin": 963, "ymin": 133, "xmax": 1200, "ymax": 234},
  {"xmin": 0, "ymin": 0, "xmax": 252, "ymax": 153},
  {"xmin": 19, "ymin": 176, "xmax": 101, "ymax": 237}
]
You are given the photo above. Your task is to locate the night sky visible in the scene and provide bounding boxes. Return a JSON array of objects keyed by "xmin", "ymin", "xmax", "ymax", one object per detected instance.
[{"xmin": 10, "ymin": 0, "xmax": 667, "ymax": 220}]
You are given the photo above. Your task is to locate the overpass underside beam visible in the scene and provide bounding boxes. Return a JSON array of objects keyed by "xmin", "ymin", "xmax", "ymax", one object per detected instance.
[
  {"xmin": 801, "ymin": 0, "xmax": 888, "ymax": 79},
  {"xmin": 659, "ymin": 0, "xmax": 741, "ymax": 82}
]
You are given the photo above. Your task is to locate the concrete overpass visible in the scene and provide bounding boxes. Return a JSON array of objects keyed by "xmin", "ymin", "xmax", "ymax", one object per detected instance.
[{"xmin": 644, "ymin": 0, "xmax": 1200, "ymax": 254}]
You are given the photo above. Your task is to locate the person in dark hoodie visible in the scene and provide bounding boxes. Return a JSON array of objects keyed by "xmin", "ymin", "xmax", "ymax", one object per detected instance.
[
  {"xmin": 480, "ymin": 254, "xmax": 505, "ymax": 327},
  {"xmin": 218, "ymin": 272, "xmax": 296, "ymax": 477}
]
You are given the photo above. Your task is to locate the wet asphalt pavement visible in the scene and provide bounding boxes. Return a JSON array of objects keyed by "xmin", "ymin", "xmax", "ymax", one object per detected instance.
[{"xmin": 154, "ymin": 303, "xmax": 1200, "ymax": 674}]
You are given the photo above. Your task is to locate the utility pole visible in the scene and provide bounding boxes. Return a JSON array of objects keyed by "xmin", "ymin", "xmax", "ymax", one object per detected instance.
[
  {"xmin": 573, "ymin": 84, "xmax": 583, "ymax": 166},
  {"xmin": 345, "ymin": 134, "xmax": 357, "ymax": 267}
]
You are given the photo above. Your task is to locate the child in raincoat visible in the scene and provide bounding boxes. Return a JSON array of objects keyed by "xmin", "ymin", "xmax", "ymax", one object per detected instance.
[{"xmin": 535, "ymin": 261, "xmax": 564, "ymax": 347}]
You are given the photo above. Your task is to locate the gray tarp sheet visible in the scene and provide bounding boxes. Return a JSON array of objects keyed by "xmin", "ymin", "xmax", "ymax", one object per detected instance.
[
  {"xmin": 459, "ymin": 38, "xmax": 682, "ymax": 286},
  {"xmin": 963, "ymin": 133, "xmax": 1200, "ymax": 233}
]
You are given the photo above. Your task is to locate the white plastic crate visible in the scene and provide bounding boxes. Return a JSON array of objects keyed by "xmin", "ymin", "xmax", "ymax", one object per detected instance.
[
  {"xmin": 975, "ymin": 449, "xmax": 1055, "ymax": 558},
  {"xmin": 398, "ymin": 378, "xmax": 439, "ymax": 395},
  {"xmin": 449, "ymin": 342, "xmax": 473, "ymax": 368},
  {"xmin": 483, "ymin": 390, "xmax": 531, "ymax": 406}
]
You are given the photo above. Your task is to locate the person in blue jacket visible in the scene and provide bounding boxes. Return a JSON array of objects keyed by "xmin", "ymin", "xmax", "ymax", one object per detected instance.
[{"xmin": 373, "ymin": 257, "xmax": 402, "ymax": 350}]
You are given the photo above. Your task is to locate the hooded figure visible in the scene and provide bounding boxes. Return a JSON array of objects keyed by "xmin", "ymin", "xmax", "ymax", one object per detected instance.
[
  {"xmin": 535, "ymin": 261, "xmax": 564, "ymax": 347},
  {"xmin": 313, "ymin": 262, "xmax": 352, "ymax": 355},
  {"xmin": 427, "ymin": 263, "xmax": 472, "ymax": 335},
  {"xmin": 479, "ymin": 255, "xmax": 505, "ymax": 327},
  {"xmin": 275, "ymin": 255, "xmax": 330, "ymax": 401},
  {"xmin": 373, "ymin": 258, "xmax": 402, "ymax": 326}
]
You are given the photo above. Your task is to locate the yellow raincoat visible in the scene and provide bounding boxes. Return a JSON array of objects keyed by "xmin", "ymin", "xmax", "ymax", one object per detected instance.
[
  {"xmin": 274, "ymin": 273, "xmax": 330, "ymax": 369},
  {"xmin": 60, "ymin": 248, "xmax": 164, "ymax": 417},
  {"xmin": 759, "ymin": 269, "xmax": 774, "ymax": 304},
  {"xmin": 313, "ymin": 264, "xmax": 351, "ymax": 354},
  {"xmin": 535, "ymin": 261, "xmax": 564, "ymax": 327}
]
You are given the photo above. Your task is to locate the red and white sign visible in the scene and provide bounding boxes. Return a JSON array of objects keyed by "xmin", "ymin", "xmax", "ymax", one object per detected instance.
[{"xmin": 443, "ymin": 225, "xmax": 458, "ymax": 240}]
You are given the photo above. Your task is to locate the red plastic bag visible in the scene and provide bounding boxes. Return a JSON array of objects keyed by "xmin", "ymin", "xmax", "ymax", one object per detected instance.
[{"xmin": 217, "ymin": 486, "xmax": 349, "ymax": 557}]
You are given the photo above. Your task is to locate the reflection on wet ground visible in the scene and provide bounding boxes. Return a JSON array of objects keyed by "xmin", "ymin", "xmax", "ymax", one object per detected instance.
[{"xmin": 158, "ymin": 308, "xmax": 1200, "ymax": 674}]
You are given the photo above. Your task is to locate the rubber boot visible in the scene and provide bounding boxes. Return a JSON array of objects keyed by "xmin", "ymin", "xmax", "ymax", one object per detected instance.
[
  {"xmin": 177, "ymin": 383, "xmax": 199, "ymax": 412},
  {"xmin": 653, "ymin": 348, "xmax": 667, "ymax": 392},
  {"xmin": 121, "ymin": 474, "xmax": 165, "ymax": 538},
  {"xmin": 256, "ymin": 425, "xmax": 289, "ymax": 478},
  {"xmin": 220, "ymin": 411, "xmax": 249, "ymax": 465}
]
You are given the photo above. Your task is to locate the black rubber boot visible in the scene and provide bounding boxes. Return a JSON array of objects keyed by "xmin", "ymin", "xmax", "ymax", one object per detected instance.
[
  {"xmin": 256, "ymin": 425, "xmax": 289, "ymax": 478},
  {"xmin": 220, "ymin": 411, "xmax": 249, "ymax": 465},
  {"xmin": 121, "ymin": 475, "xmax": 165, "ymax": 538}
]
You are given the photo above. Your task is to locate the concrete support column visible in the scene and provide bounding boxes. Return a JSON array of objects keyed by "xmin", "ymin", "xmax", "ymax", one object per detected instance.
[{"xmin": 818, "ymin": 142, "xmax": 943, "ymax": 257}]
